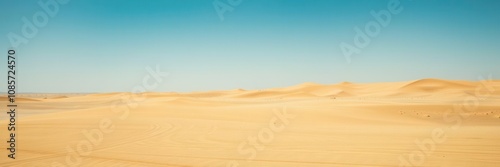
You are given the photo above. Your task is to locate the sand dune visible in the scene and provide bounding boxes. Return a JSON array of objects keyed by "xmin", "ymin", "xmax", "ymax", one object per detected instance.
[
  {"xmin": 399, "ymin": 79, "xmax": 475, "ymax": 92},
  {"xmin": 1, "ymin": 79, "xmax": 500, "ymax": 167}
]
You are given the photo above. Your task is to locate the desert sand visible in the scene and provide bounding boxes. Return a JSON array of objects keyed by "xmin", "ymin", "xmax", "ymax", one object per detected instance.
[{"xmin": 1, "ymin": 79, "xmax": 500, "ymax": 167}]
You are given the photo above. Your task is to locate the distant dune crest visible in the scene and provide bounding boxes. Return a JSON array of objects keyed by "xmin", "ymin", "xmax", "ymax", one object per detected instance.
[
  {"xmin": 2, "ymin": 79, "xmax": 498, "ymax": 100},
  {"xmin": 400, "ymin": 78, "xmax": 475, "ymax": 91}
]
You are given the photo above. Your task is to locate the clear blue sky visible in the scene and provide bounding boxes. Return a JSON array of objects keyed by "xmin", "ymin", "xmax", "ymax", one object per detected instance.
[{"xmin": 1, "ymin": 0, "xmax": 499, "ymax": 93}]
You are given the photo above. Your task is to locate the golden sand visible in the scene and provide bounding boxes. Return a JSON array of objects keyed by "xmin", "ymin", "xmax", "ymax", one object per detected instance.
[{"xmin": 1, "ymin": 79, "xmax": 500, "ymax": 166}]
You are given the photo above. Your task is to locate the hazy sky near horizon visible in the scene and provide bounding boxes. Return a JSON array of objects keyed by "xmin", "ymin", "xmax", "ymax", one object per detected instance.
[{"xmin": 1, "ymin": 0, "xmax": 500, "ymax": 93}]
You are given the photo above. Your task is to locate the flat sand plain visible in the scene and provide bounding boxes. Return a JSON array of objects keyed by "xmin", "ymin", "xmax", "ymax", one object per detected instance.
[{"xmin": 1, "ymin": 79, "xmax": 500, "ymax": 167}]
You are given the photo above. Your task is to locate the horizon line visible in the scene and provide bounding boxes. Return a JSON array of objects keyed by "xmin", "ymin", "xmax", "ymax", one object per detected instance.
[{"xmin": 2, "ymin": 78, "xmax": 497, "ymax": 95}]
